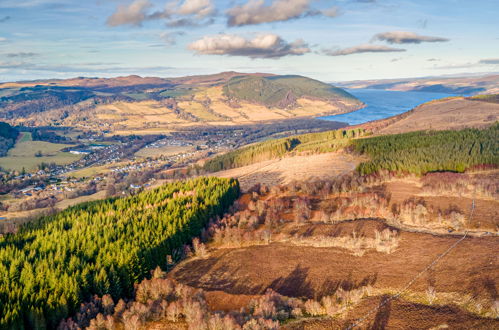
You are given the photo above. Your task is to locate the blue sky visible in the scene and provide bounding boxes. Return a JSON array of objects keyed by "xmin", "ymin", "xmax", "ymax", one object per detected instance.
[{"xmin": 0, "ymin": 0, "xmax": 498, "ymax": 82}]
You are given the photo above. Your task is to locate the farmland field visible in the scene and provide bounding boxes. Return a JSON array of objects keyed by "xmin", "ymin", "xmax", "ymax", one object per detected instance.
[{"xmin": 0, "ymin": 133, "xmax": 81, "ymax": 171}]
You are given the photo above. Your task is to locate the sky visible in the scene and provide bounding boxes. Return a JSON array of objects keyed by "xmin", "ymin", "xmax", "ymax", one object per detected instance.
[{"xmin": 0, "ymin": 0, "xmax": 498, "ymax": 82}]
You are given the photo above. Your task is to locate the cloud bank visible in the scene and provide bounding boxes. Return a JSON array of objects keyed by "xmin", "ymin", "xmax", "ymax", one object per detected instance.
[
  {"xmin": 188, "ymin": 33, "xmax": 310, "ymax": 59},
  {"xmin": 226, "ymin": 0, "xmax": 317, "ymax": 26},
  {"xmin": 479, "ymin": 58, "xmax": 499, "ymax": 64},
  {"xmin": 107, "ymin": 0, "xmax": 215, "ymax": 27},
  {"xmin": 106, "ymin": 0, "xmax": 152, "ymax": 27},
  {"xmin": 324, "ymin": 44, "xmax": 406, "ymax": 56},
  {"xmin": 5, "ymin": 52, "xmax": 39, "ymax": 58},
  {"xmin": 176, "ymin": 0, "xmax": 214, "ymax": 18},
  {"xmin": 373, "ymin": 31, "xmax": 449, "ymax": 44}
]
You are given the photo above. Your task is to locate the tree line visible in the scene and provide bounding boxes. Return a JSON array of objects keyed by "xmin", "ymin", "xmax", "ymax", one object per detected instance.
[
  {"xmin": 0, "ymin": 122, "xmax": 18, "ymax": 157},
  {"xmin": 202, "ymin": 128, "xmax": 365, "ymax": 172},
  {"xmin": 353, "ymin": 124, "xmax": 498, "ymax": 175},
  {"xmin": 0, "ymin": 177, "xmax": 239, "ymax": 329}
]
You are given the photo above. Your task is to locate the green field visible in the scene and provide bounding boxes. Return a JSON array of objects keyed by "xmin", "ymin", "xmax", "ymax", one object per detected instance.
[
  {"xmin": 17, "ymin": 132, "xmax": 32, "ymax": 143},
  {"xmin": 135, "ymin": 145, "xmax": 193, "ymax": 158},
  {"xmin": 0, "ymin": 134, "xmax": 81, "ymax": 171}
]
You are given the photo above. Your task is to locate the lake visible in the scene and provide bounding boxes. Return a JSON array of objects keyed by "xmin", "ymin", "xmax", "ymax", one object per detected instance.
[{"xmin": 321, "ymin": 89, "xmax": 457, "ymax": 125}]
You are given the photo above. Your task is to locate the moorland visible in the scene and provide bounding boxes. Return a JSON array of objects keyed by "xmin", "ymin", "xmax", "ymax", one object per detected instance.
[{"xmin": 0, "ymin": 72, "xmax": 497, "ymax": 330}]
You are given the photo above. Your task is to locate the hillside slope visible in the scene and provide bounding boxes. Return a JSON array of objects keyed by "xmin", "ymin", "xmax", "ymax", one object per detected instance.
[
  {"xmin": 224, "ymin": 75, "xmax": 360, "ymax": 109},
  {"xmin": 352, "ymin": 95, "xmax": 499, "ymax": 135},
  {"xmin": 0, "ymin": 73, "xmax": 363, "ymax": 132}
]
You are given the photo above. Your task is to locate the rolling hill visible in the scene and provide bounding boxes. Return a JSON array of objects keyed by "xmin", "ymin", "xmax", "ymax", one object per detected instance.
[
  {"xmin": 353, "ymin": 95, "xmax": 499, "ymax": 135},
  {"xmin": 223, "ymin": 75, "xmax": 359, "ymax": 109},
  {"xmin": 0, "ymin": 72, "xmax": 363, "ymax": 132},
  {"xmin": 338, "ymin": 73, "xmax": 499, "ymax": 95}
]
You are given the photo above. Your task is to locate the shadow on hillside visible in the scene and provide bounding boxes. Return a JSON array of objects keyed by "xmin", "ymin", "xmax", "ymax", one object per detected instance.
[{"xmin": 269, "ymin": 265, "xmax": 378, "ymax": 299}]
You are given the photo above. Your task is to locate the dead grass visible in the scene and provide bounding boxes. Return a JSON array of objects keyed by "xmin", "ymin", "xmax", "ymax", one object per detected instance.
[
  {"xmin": 377, "ymin": 98, "xmax": 499, "ymax": 134},
  {"xmin": 288, "ymin": 228, "xmax": 399, "ymax": 256},
  {"xmin": 214, "ymin": 152, "xmax": 361, "ymax": 191}
]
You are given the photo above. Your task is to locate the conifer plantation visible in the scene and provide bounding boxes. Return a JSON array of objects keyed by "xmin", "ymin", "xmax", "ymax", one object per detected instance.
[
  {"xmin": 202, "ymin": 128, "xmax": 365, "ymax": 172},
  {"xmin": 354, "ymin": 124, "xmax": 498, "ymax": 175},
  {"xmin": 0, "ymin": 177, "xmax": 239, "ymax": 329}
]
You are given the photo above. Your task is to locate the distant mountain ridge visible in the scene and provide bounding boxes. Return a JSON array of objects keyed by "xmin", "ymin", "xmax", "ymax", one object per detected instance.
[
  {"xmin": 338, "ymin": 74, "xmax": 499, "ymax": 95},
  {"xmin": 0, "ymin": 72, "xmax": 363, "ymax": 132}
]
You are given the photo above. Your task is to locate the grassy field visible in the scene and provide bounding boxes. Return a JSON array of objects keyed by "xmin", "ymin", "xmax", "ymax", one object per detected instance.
[
  {"xmin": 17, "ymin": 132, "xmax": 32, "ymax": 143},
  {"xmin": 0, "ymin": 134, "xmax": 81, "ymax": 171}
]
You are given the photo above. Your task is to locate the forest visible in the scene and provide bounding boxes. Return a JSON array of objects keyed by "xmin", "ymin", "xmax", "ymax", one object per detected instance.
[
  {"xmin": 0, "ymin": 122, "xmax": 18, "ymax": 157},
  {"xmin": 0, "ymin": 177, "xmax": 239, "ymax": 329},
  {"xmin": 202, "ymin": 128, "xmax": 365, "ymax": 172},
  {"xmin": 353, "ymin": 124, "xmax": 499, "ymax": 175}
]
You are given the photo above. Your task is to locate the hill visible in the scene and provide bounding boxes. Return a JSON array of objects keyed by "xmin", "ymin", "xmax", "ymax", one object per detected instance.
[
  {"xmin": 0, "ymin": 73, "xmax": 363, "ymax": 133},
  {"xmin": 354, "ymin": 95, "xmax": 499, "ymax": 135},
  {"xmin": 223, "ymin": 75, "xmax": 360, "ymax": 109},
  {"xmin": 0, "ymin": 177, "xmax": 239, "ymax": 328},
  {"xmin": 339, "ymin": 74, "xmax": 499, "ymax": 95}
]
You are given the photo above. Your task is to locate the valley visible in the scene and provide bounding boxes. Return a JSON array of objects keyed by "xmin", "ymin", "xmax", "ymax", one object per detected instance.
[
  {"xmin": 0, "ymin": 73, "xmax": 363, "ymax": 133},
  {"xmin": 0, "ymin": 72, "xmax": 497, "ymax": 330},
  {"xmin": 2, "ymin": 1, "xmax": 497, "ymax": 329}
]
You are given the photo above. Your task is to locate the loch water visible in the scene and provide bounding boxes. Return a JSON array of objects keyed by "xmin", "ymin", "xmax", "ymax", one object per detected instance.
[{"xmin": 320, "ymin": 88, "xmax": 457, "ymax": 125}]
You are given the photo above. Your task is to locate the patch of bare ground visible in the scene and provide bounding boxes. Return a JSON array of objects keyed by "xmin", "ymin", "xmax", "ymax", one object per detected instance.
[
  {"xmin": 284, "ymin": 296, "xmax": 498, "ymax": 329},
  {"xmin": 171, "ymin": 224, "xmax": 498, "ymax": 301},
  {"xmin": 214, "ymin": 152, "xmax": 361, "ymax": 191},
  {"xmin": 375, "ymin": 98, "xmax": 499, "ymax": 134},
  {"xmin": 203, "ymin": 291, "xmax": 259, "ymax": 312}
]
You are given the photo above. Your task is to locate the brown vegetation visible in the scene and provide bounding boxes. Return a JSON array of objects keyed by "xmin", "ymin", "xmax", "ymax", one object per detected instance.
[{"xmin": 356, "ymin": 97, "xmax": 499, "ymax": 135}]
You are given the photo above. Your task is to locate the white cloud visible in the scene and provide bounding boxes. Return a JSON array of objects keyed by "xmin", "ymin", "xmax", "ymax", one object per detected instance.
[
  {"xmin": 106, "ymin": 0, "xmax": 152, "ymax": 27},
  {"xmin": 324, "ymin": 44, "xmax": 406, "ymax": 56},
  {"xmin": 373, "ymin": 31, "xmax": 449, "ymax": 44},
  {"xmin": 106, "ymin": 0, "xmax": 215, "ymax": 27},
  {"xmin": 188, "ymin": 33, "xmax": 310, "ymax": 59},
  {"xmin": 176, "ymin": 0, "xmax": 214, "ymax": 18},
  {"xmin": 226, "ymin": 0, "xmax": 314, "ymax": 26},
  {"xmin": 321, "ymin": 6, "xmax": 340, "ymax": 18}
]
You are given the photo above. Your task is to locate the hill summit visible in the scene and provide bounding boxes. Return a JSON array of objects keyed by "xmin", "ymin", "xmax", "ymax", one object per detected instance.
[{"xmin": 0, "ymin": 72, "xmax": 363, "ymax": 132}]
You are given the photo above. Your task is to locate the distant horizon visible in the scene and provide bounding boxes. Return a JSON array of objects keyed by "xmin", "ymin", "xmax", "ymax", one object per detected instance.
[{"xmin": 1, "ymin": 70, "xmax": 498, "ymax": 85}]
